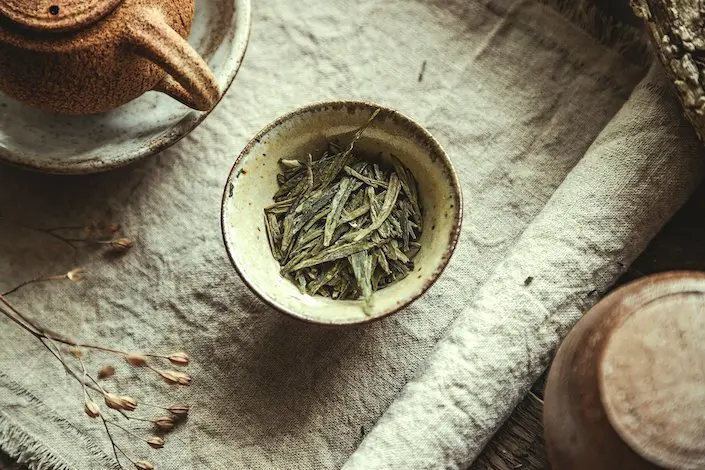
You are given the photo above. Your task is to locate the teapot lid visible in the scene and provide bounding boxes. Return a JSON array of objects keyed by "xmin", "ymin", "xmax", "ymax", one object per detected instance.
[{"xmin": 0, "ymin": 0, "xmax": 123, "ymax": 33}]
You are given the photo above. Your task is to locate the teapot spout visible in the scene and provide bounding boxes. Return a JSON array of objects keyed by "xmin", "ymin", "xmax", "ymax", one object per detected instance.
[
  {"xmin": 127, "ymin": 6, "xmax": 221, "ymax": 111},
  {"xmin": 154, "ymin": 75, "xmax": 219, "ymax": 111}
]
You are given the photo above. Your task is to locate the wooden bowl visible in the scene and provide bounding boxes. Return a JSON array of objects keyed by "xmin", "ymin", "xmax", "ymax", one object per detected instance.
[
  {"xmin": 221, "ymin": 101, "xmax": 462, "ymax": 326},
  {"xmin": 544, "ymin": 272, "xmax": 705, "ymax": 470}
]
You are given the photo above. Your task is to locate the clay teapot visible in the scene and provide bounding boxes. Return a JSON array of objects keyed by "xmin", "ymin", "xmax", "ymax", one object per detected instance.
[
  {"xmin": 544, "ymin": 272, "xmax": 705, "ymax": 470},
  {"xmin": 0, "ymin": 0, "xmax": 220, "ymax": 114}
]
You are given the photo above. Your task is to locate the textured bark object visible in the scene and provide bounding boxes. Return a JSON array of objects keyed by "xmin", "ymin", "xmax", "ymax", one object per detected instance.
[
  {"xmin": 631, "ymin": 0, "xmax": 705, "ymax": 141},
  {"xmin": 0, "ymin": 0, "xmax": 221, "ymax": 114},
  {"xmin": 544, "ymin": 272, "xmax": 705, "ymax": 470}
]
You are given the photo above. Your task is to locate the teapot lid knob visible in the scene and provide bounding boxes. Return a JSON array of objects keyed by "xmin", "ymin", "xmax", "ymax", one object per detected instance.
[{"xmin": 0, "ymin": 0, "xmax": 123, "ymax": 33}]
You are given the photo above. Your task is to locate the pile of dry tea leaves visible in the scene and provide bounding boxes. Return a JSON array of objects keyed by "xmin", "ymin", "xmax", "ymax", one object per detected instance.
[{"xmin": 264, "ymin": 112, "xmax": 423, "ymax": 305}]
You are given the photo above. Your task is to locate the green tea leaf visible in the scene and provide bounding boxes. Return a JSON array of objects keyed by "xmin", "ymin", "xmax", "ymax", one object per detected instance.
[
  {"xmin": 344, "ymin": 172, "xmax": 401, "ymax": 243},
  {"xmin": 324, "ymin": 177, "xmax": 356, "ymax": 247},
  {"xmin": 264, "ymin": 213, "xmax": 282, "ymax": 261},
  {"xmin": 289, "ymin": 239, "xmax": 384, "ymax": 271},
  {"xmin": 344, "ymin": 166, "xmax": 389, "ymax": 189},
  {"xmin": 348, "ymin": 250, "xmax": 373, "ymax": 303}
]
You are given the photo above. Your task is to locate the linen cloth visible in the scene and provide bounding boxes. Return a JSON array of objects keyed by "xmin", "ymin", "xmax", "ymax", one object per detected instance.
[{"xmin": 0, "ymin": 0, "xmax": 702, "ymax": 469}]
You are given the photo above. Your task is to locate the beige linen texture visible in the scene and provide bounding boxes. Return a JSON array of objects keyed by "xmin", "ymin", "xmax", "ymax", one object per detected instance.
[{"xmin": 0, "ymin": 1, "xmax": 700, "ymax": 469}]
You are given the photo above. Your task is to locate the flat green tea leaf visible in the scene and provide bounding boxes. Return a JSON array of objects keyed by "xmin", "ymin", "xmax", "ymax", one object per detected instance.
[
  {"xmin": 324, "ymin": 177, "xmax": 356, "ymax": 247},
  {"xmin": 344, "ymin": 166, "xmax": 389, "ymax": 189},
  {"xmin": 263, "ymin": 109, "xmax": 423, "ymax": 303},
  {"xmin": 265, "ymin": 213, "xmax": 282, "ymax": 261},
  {"xmin": 289, "ymin": 239, "xmax": 383, "ymax": 271},
  {"xmin": 280, "ymin": 182, "xmax": 340, "ymax": 252},
  {"xmin": 340, "ymin": 201, "xmax": 370, "ymax": 225},
  {"xmin": 345, "ymin": 172, "xmax": 401, "ymax": 243},
  {"xmin": 349, "ymin": 251, "xmax": 373, "ymax": 303}
]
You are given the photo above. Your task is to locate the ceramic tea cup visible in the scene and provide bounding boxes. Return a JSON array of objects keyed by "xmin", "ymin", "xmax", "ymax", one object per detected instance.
[
  {"xmin": 544, "ymin": 272, "xmax": 705, "ymax": 469},
  {"xmin": 221, "ymin": 101, "xmax": 463, "ymax": 326}
]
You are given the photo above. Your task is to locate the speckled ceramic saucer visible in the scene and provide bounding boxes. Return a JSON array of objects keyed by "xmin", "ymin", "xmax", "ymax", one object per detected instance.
[{"xmin": 0, "ymin": 0, "xmax": 251, "ymax": 174}]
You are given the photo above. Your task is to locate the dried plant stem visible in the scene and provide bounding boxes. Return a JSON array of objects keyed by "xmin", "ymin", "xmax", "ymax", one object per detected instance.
[
  {"xmin": 44, "ymin": 225, "xmax": 85, "ymax": 232},
  {"xmin": 0, "ymin": 294, "xmax": 66, "ymax": 339},
  {"xmin": 137, "ymin": 402, "xmax": 172, "ymax": 411},
  {"xmin": 0, "ymin": 294, "xmax": 126, "ymax": 354},
  {"xmin": 32, "ymin": 228, "xmax": 78, "ymax": 249},
  {"xmin": 78, "ymin": 357, "xmax": 95, "ymax": 402},
  {"xmin": 1, "ymin": 246, "xmax": 184, "ymax": 470},
  {"xmin": 101, "ymin": 415, "xmax": 128, "ymax": 469},
  {"xmin": 85, "ymin": 372, "xmax": 110, "ymax": 396},
  {"xmin": 2, "ymin": 273, "xmax": 69, "ymax": 296},
  {"xmin": 0, "ymin": 302, "xmax": 102, "ymax": 394},
  {"xmin": 121, "ymin": 416, "xmax": 153, "ymax": 424},
  {"xmin": 107, "ymin": 420, "xmax": 152, "ymax": 444},
  {"xmin": 146, "ymin": 364, "xmax": 176, "ymax": 381}
]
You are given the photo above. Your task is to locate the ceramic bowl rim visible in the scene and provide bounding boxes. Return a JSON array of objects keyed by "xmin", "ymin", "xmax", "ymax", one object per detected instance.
[
  {"xmin": 0, "ymin": 0, "xmax": 252, "ymax": 175},
  {"xmin": 221, "ymin": 100, "xmax": 464, "ymax": 326}
]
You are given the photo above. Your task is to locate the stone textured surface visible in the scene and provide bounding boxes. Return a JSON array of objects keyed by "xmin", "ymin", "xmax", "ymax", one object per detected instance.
[
  {"xmin": 632, "ymin": 0, "xmax": 705, "ymax": 142},
  {"xmin": 0, "ymin": 0, "xmax": 202, "ymax": 114}
]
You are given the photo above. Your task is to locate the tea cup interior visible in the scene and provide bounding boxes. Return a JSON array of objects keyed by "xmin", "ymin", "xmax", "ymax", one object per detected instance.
[{"xmin": 222, "ymin": 102, "xmax": 462, "ymax": 325}]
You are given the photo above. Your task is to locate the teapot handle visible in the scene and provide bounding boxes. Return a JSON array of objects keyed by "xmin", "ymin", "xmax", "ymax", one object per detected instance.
[{"xmin": 126, "ymin": 7, "xmax": 221, "ymax": 111}]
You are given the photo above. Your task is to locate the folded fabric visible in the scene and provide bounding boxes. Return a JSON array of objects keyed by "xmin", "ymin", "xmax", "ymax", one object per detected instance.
[
  {"xmin": 0, "ymin": 1, "xmax": 699, "ymax": 469},
  {"xmin": 345, "ymin": 61, "xmax": 705, "ymax": 469}
]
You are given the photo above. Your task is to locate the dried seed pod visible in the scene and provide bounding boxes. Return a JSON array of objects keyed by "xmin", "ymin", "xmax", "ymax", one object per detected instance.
[
  {"xmin": 160, "ymin": 370, "xmax": 192, "ymax": 386},
  {"xmin": 110, "ymin": 238, "xmax": 134, "ymax": 253},
  {"xmin": 153, "ymin": 416, "xmax": 176, "ymax": 431},
  {"xmin": 160, "ymin": 370, "xmax": 180, "ymax": 385},
  {"xmin": 125, "ymin": 353, "xmax": 148, "ymax": 367},
  {"xmin": 168, "ymin": 403, "xmax": 190, "ymax": 417},
  {"xmin": 104, "ymin": 393, "xmax": 122, "ymax": 410},
  {"xmin": 175, "ymin": 372, "xmax": 192, "ymax": 386},
  {"xmin": 134, "ymin": 461, "xmax": 154, "ymax": 470},
  {"xmin": 119, "ymin": 395, "xmax": 137, "ymax": 411},
  {"xmin": 69, "ymin": 346, "xmax": 83, "ymax": 359},
  {"xmin": 168, "ymin": 352, "xmax": 190, "ymax": 367},
  {"xmin": 147, "ymin": 436, "xmax": 164, "ymax": 449},
  {"xmin": 67, "ymin": 268, "xmax": 88, "ymax": 283},
  {"xmin": 97, "ymin": 365, "xmax": 116, "ymax": 380},
  {"xmin": 84, "ymin": 401, "xmax": 100, "ymax": 419},
  {"xmin": 104, "ymin": 393, "xmax": 137, "ymax": 411}
]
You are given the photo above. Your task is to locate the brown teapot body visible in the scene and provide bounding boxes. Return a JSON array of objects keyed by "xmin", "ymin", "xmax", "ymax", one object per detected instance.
[{"xmin": 0, "ymin": 0, "xmax": 220, "ymax": 114}]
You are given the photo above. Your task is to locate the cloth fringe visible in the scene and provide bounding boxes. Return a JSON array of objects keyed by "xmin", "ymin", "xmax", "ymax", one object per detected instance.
[
  {"xmin": 0, "ymin": 372, "xmax": 119, "ymax": 470},
  {"xmin": 0, "ymin": 415, "xmax": 72, "ymax": 470}
]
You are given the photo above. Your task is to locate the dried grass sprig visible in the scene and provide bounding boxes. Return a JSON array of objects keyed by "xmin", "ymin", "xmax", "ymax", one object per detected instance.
[
  {"xmin": 11, "ymin": 219, "xmax": 133, "ymax": 253},
  {"xmin": 0, "ymin": 228, "xmax": 190, "ymax": 469}
]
